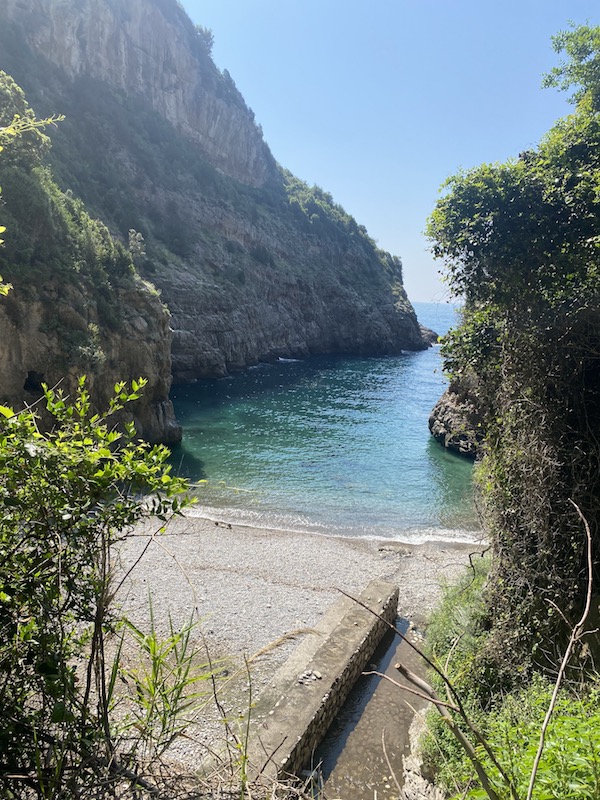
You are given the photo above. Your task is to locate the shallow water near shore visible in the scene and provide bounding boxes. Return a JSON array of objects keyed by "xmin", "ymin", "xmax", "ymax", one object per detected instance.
[{"xmin": 169, "ymin": 302, "xmax": 478, "ymax": 543}]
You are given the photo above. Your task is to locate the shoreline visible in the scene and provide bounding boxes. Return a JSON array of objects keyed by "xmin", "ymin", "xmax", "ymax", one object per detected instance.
[
  {"xmin": 185, "ymin": 504, "xmax": 483, "ymax": 547},
  {"xmin": 117, "ymin": 509, "xmax": 485, "ymax": 663},
  {"xmin": 115, "ymin": 511, "xmax": 485, "ymax": 772}
]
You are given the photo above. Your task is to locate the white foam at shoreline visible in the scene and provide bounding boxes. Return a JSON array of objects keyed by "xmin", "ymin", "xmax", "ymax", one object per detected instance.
[{"xmin": 185, "ymin": 504, "xmax": 484, "ymax": 546}]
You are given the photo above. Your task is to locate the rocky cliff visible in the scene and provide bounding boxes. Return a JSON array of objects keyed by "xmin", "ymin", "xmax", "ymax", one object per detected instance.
[
  {"xmin": 0, "ymin": 278, "xmax": 182, "ymax": 443},
  {"xmin": 3, "ymin": 0, "xmax": 274, "ymax": 188},
  {"xmin": 428, "ymin": 379, "xmax": 483, "ymax": 458},
  {"xmin": 0, "ymin": 0, "xmax": 430, "ymax": 386},
  {"xmin": 0, "ymin": 70, "xmax": 180, "ymax": 441}
]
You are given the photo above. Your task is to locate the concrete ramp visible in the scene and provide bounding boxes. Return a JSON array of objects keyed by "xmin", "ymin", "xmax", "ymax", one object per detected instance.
[{"xmin": 248, "ymin": 578, "xmax": 399, "ymax": 780}]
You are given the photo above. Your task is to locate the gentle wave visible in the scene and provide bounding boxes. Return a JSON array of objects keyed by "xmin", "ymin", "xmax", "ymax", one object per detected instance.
[
  {"xmin": 185, "ymin": 501, "xmax": 483, "ymax": 546},
  {"xmin": 170, "ymin": 302, "xmax": 476, "ymax": 543}
]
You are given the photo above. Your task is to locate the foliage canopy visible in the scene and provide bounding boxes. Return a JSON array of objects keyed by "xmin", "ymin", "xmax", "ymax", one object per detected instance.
[{"xmin": 426, "ymin": 24, "xmax": 600, "ymax": 691}]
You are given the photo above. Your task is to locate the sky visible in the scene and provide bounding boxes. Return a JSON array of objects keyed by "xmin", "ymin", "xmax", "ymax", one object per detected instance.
[{"xmin": 179, "ymin": 1, "xmax": 599, "ymax": 302}]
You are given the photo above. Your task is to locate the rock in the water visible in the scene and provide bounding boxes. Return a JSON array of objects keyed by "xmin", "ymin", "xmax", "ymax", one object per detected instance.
[
  {"xmin": 419, "ymin": 324, "xmax": 439, "ymax": 346},
  {"xmin": 429, "ymin": 379, "xmax": 483, "ymax": 458}
]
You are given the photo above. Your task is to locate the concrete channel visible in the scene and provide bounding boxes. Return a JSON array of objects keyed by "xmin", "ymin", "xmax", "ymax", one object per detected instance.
[{"xmin": 246, "ymin": 577, "xmax": 399, "ymax": 781}]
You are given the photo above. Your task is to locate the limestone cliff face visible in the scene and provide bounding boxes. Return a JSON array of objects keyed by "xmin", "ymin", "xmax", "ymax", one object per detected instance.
[
  {"xmin": 0, "ymin": 279, "xmax": 181, "ymax": 443},
  {"xmin": 1, "ymin": 0, "xmax": 430, "ymax": 385},
  {"xmin": 160, "ymin": 204, "xmax": 425, "ymax": 380},
  {"xmin": 3, "ymin": 0, "xmax": 274, "ymax": 188}
]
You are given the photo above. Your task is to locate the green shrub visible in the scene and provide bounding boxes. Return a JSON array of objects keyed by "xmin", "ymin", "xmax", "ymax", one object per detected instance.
[
  {"xmin": 425, "ymin": 555, "xmax": 491, "ymax": 692},
  {"xmin": 439, "ymin": 677, "xmax": 600, "ymax": 799},
  {"xmin": 422, "ymin": 561, "xmax": 600, "ymax": 799},
  {"xmin": 0, "ymin": 378, "xmax": 190, "ymax": 798}
]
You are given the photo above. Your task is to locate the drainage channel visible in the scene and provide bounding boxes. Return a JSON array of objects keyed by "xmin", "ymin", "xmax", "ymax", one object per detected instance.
[
  {"xmin": 313, "ymin": 618, "xmax": 428, "ymax": 800},
  {"xmin": 247, "ymin": 580, "xmax": 399, "ymax": 782}
]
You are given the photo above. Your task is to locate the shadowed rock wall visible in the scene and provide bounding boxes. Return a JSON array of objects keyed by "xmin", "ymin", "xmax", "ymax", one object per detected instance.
[{"xmin": 1, "ymin": 0, "xmax": 431, "ymax": 386}]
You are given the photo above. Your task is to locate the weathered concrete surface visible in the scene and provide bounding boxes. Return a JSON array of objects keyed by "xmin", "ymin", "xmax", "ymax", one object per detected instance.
[{"xmin": 246, "ymin": 578, "xmax": 399, "ymax": 781}]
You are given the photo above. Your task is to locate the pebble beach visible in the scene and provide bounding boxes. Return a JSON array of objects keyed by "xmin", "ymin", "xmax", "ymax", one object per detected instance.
[
  {"xmin": 117, "ymin": 512, "xmax": 483, "ymax": 660},
  {"xmin": 114, "ymin": 511, "xmax": 483, "ymax": 789}
]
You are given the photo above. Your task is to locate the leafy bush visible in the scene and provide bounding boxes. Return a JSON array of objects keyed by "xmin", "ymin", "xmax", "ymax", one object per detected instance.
[
  {"xmin": 433, "ymin": 677, "xmax": 600, "ymax": 799},
  {"xmin": 421, "ymin": 558, "xmax": 493, "ymax": 785},
  {"xmin": 0, "ymin": 378, "xmax": 190, "ymax": 798},
  {"xmin": 422, "ymin": 563, "xmax": 600, "ymax": 800},
  {"xmin": 117, "ymin": 606, "xmax": 215, "ymax": 761},
  {"xmin": 425, "ymin": 554, "xmax": 490, "ymax": 683}
]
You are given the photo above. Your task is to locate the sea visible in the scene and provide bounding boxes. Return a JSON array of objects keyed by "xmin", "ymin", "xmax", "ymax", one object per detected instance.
[{"xmin": 168, "ymin": 301, "xmax": 480, "ymax": 544}]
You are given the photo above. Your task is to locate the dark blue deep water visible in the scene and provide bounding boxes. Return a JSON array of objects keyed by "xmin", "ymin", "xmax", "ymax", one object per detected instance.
[{"xmin": 169, "ymin": 302, "xmax": 479, "ymax": 543}]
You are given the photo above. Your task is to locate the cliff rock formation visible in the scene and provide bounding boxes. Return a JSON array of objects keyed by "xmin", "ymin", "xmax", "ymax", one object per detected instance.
[
  {"xmin": 3, "ymin": 0, "xmax": 274, "ymax": 188},
  {"xmin": 0, "ymin": 0, "xmax": 431, "ymax": 386},
  {"xmin": 428, "ymin": 379, "xmax": 483, "ymax": 458},
  {"xmin": 0, "ymin": 280, "xmax": 182, "ymax": 443}
]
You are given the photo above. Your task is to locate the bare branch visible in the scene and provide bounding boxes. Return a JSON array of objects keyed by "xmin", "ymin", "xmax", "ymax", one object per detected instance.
[{"xmin": 526, "ymin": 500, "xmax": 595, "ymax": 800}]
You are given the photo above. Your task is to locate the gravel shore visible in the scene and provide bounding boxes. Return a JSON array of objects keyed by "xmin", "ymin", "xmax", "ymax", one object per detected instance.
[
  {"xmin": 117, "ymin": 512, "xmax": 483, "ymax": 659},
  {"xmin": 114, "ymin": 512, "xmax": 484, "ymax": 774}
]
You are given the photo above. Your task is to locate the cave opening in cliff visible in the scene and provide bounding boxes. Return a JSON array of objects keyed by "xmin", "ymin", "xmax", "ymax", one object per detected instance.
[{"xmin": 23, "ymin": 370, "xmax": 44, "ymax": 393}]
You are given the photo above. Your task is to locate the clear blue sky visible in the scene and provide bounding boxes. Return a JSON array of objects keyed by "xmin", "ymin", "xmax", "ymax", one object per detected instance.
[{"xmin": 179, "ymin": 1, "xmax": 598, "ymax": 302}]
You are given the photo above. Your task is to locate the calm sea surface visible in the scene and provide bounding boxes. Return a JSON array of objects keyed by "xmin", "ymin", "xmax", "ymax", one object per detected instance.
[{"xmin": 169, "ymin": 302, "xmax": 479, "ymax": 543}]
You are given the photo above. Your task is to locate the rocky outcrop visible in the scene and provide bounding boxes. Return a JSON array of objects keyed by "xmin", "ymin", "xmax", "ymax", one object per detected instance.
[
  {"xmin": 0, "ymin": 65, "xmax": 180, "ymax": 443},
  {"xmin": 429, "ymin": 379, "xmax": 483, "ymax": 458},
  {"xmin": 3, "ymin": 0, "xmax": 275, "ymax": 187},
  {"xmin": 0, "ymin": 0, "xmax": 431, "ymax": 384},
  {"xmin": 0, "ymin": 279, "xmax": 181, "ymax": 443},
  {"xmin": 419, "ymin": 325, "xmax": 439, "ymax": 346}
]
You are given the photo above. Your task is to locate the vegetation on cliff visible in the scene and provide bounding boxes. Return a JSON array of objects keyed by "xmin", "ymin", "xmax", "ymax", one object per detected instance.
[
  {"xmin": 0, "ymin": 71, "xmax": 180, "ymax": 441},
  {"xmin": 422, "ymin": 24, "xmax": 600, "ymax": 798},
  {"xmin": 0, "ymin": 76, "xmax": 61, "ymax": 295},
  {"xmin": 0, "ymin": 0, "xmax": 426, "ymax": 384},
  {"xmin": 0, "ymin": 72, "xmax": 137, "ymax": 326}
]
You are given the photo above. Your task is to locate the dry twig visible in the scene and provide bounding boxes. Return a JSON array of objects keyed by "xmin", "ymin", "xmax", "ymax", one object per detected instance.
[{"xmin": 525, "ymin": 500, "xmax": 595, "ymax": 800}]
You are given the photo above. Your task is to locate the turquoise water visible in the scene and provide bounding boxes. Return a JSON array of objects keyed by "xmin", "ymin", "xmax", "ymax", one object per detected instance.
[{"xmin": 169, "ymin": 302, "xmax": 479, "ymax": 543}]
